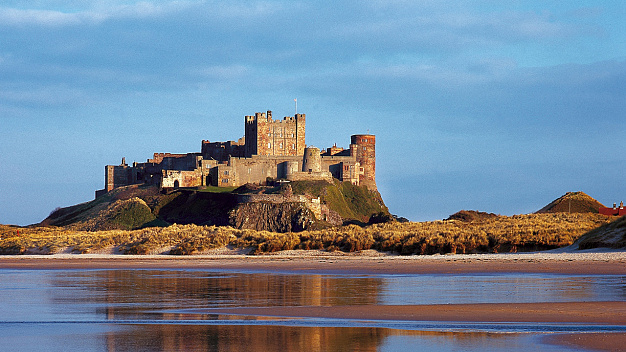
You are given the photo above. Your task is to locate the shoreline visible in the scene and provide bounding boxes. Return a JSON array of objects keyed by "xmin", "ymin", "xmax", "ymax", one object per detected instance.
[{"xmin": 0, "ymin": 251, "xmax": 625, "ymax": 275}]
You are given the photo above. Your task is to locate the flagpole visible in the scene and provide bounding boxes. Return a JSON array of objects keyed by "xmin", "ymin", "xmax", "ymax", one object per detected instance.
[{"xmin": 294, "ymin": 98, "xmax": 297, "ymax": 115}]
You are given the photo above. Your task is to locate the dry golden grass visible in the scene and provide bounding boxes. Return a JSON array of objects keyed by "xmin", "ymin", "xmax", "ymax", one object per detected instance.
[
  {"xmin": 0, "ymin": 213, "xmax": 614, "ymax": 255},
  {"xmin": 0, "ymin": 224, "xmax": 238, "ymax": 255}
]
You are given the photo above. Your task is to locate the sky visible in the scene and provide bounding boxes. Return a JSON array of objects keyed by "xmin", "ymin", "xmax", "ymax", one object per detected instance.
[{"xmin": 1, "ymin": 0, "xmax": 625, "ymax": 225}]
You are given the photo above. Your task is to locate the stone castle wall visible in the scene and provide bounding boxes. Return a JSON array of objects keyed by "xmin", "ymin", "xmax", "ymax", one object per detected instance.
[
  {"xmin": 97, "ymin": 110, "xmax": 376, "ymax": 197},
  {"xmin": 161, "ymin": 170, "xmax": 203, "ymax": 188},
  {"xmin": 105, "ymin": 161, "xmax": 135, "ymax": 192}
]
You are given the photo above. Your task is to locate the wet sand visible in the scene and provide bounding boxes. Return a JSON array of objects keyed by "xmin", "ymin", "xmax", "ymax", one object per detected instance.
[
  {"xmin": 544, "ymin": 333, "xmax": 626, "ymax": 352},
  {"xmin": 202, "ymin": 302, "xmax": 626, "ymax": 351},
  {"xmin": 203, "ymin": 301, "xmax": 626, "ymax": 325}
]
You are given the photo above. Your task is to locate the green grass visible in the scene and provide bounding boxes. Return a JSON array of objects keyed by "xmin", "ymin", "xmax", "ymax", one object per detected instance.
[
  {"xmin": 197, "ymin": 186, "xmax": 238, "ymax": 193},
  {"xmin": 288, "ymin": 180, "xmax": 389, "ymax": 223},
  {"xmin": 108, "ymin": 200, "xmax": 157, "ymax": 230}
]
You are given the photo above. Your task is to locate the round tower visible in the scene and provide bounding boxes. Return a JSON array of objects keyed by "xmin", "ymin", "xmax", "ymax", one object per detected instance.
[
  {"xmin": 350, "ymin": 134, "xmax": 376, "ymax": 190},
  {"xmin": 302, "ymin": 147, "xmax": 321, "ymax": 173}
]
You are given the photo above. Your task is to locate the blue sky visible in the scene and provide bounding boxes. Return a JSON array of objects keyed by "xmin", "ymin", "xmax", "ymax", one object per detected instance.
[{"xmin": 1, "ymin": 0, "xmax": 624, "ymax": 225}]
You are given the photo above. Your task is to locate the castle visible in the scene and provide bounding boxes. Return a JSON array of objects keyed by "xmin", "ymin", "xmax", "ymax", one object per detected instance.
[{"xmin": 96, "ymin": 110, "xmax": 376, "ymax": 198}]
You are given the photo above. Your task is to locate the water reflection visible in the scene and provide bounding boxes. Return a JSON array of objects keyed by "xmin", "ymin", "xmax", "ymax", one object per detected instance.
[
  {"xmin": 46, "ymin": 270, "xmax": 626, "ymax": 314},
  {"xmin": 380, "ymin": 273, "xmax": 626, "ymax": 304},
  {"xmin": 47, "ymin": 270, "xmax": 382, "ymax": 321},
  {"xmin": 106, "ymin": 324, "xmax": 559, "ymax": 352},
  {"xmin": 0, "ymin": 322, "xmax": 555, "ymax": 352},
  {"xmin": 108, "ymin": 324, "xmax": 388, "ymax": 352},
  {"xmin": 0, "ymin": 269, "xmax": 624, "ymax": 351}
]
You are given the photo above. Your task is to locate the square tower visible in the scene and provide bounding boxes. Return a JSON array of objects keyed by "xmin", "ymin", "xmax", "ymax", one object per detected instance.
[{"xmin": 245, "ymin": 110, "xmax": 305, "ymax": 157}]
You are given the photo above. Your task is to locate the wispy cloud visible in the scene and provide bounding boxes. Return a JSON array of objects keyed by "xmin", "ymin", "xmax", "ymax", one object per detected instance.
[
  {"xmin": 0, "ymin": 1, "xmax": 198, "ymax": 26},
  {"xmin": 0, "ymin": 8, "xmax": 84, "ymax": 26}
]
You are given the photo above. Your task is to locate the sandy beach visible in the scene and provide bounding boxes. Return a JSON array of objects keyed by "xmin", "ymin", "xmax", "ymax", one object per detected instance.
[
  {"xmin": 2, "ymin": 250, "xmax": 625, "ymax": 351},
  {"xmin": 1, "ymin": 250, "xmax": 625, "ymax": 275}
]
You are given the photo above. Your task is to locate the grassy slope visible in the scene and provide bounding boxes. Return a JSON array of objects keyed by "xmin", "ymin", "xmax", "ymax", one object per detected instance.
[
  {"xmin": 39, "ymin": 181, "xmax": 389, "ymax": 231},
  {"xmin": 289, "ymin": 180, "xmax": 389, "ymax": 223},
  {"xmin": 536, "ymin": 191, "xmax": 605, "ymax": 214},
  {"xmin": 22, "ymin": 185, "xmax": 621, "ymax": 255},
  {"xmin": 575, "ymin": 215, "xmax": 626, "ymax": 249}
]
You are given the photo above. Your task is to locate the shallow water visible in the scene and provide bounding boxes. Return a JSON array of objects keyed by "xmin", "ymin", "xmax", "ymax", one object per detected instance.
[{"xmin": 0, "ymin": 269, "xmax": 624, "ymax": 351}]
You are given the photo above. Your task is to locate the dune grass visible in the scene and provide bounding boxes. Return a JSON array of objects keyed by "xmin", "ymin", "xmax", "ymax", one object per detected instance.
[{"xmin": 0, "ymin": 212, "xmax": 615, "ymax": 255}]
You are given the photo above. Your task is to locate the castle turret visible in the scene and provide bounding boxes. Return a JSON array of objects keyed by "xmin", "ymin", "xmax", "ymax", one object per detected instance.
[
  {"xmin": 351, "ymin": 134, "xmax": 376, "ymax": 190},
  {"xmin": 302, "ymin": 147, "xmax": 321, "ymax": 173}
]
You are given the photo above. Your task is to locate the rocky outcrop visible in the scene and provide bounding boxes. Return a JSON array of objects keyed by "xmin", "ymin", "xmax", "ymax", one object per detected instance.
[{"xmin": 228, "ymin": 202, "xmax": 316, "ymax": 232}]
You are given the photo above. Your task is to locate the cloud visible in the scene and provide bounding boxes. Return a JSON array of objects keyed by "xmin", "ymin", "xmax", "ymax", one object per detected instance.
[
  {"xmin": 1, "ymin": 1, "xmax": 625, "ymax": 225},
  {"xmin": 0, "ymin": 1, "xmax": 198, "ymax": 26},
  {"xmin": 0, "ymin": 8, "xmax": 83, "ymax": 26},
  {"xmin": 1, "ymin": 1, "xmax": 622, "ymax": 121}
]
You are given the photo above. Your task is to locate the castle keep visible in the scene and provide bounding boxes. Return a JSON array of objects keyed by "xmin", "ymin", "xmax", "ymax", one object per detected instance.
[{"xmin": 96, "ymin": 110, "xmax": 376, "ymax": 197}]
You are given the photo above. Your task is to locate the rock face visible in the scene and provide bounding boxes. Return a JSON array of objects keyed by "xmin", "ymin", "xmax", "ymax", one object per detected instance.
[
  {"xmin": 228, "ymin": 202, "xmax": 316, "ymax": 232},
  {"xmin": 536, "ymin": 192, "xmax": 605, "ymax": 214}
]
